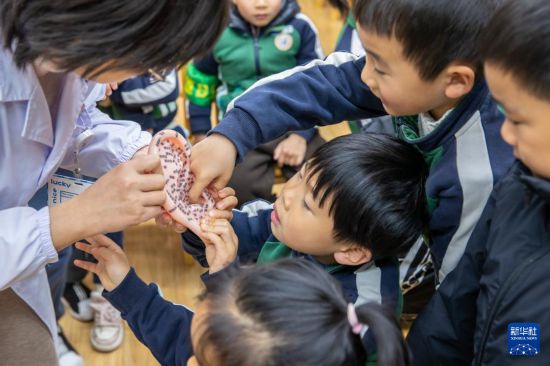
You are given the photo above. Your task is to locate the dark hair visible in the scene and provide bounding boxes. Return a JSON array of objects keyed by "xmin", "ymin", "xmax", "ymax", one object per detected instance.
[
  {"xmin": 0, "ymin": 0, "xmax": 229, "ymax": 77},
  {"xmin": 482, "ymin": 0, "xmax": 550, "ymax": 101},
  {"xmin": 306, "ymin": 133, "xmax": 427, "ymax": 259},
  {"xmin": 327, "ymin": 0, "xmax": 350, "ymax": 18},
  {"xmin": 196, "ymin": 259, "xmax": 409, "ymax": 366},
  {"xmin": 353, "ymin": 0, "xmax": 501, "ymax": 80}
]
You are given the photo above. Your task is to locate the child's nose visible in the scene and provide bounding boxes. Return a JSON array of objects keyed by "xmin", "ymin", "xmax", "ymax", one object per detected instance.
[
  {"xmin": 500, "ymin": 119, "xmax": 516, "ymax": 147},
  {"xmin": 281, "ymin": 184, "xmax": 295, "ymax": 210},
  {"xmin": 255, "ymin": 0, "xmax": 268, "ymax": 8},
  {"xmin": 361, "ymin": 60, "xmax": 377, "ymax": 90}
]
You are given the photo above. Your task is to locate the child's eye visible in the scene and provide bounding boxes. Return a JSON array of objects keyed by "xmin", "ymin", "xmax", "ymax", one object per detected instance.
[
  {"xmin": 374, "ymin": 67, "xmax": 386, "ymax": 76},
  {"xmin": 303, "ymin": 200, "xmax": 311, "ymax": 211}
]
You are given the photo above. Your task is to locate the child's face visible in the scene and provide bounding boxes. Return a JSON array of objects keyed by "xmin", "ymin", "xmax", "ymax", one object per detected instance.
[
  {"xmin": 233, "ymin": 0, "xmax": 283, "ymax": 28},
  {"xmin": 486, "ymin": 63, "xmax": 550, "ymax": 179},
  {"xmin": 271, "ymin": 166, "xmax": 371, "ymax": 265},
  {"xmin": 356, "ymin": 25, "xmax": 464, "ymax": 119}
]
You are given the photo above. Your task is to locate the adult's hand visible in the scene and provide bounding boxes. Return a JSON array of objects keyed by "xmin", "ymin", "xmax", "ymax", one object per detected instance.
[{"xmin": 50, "ymin": 154, "xmax": 165, "ymax": 250}]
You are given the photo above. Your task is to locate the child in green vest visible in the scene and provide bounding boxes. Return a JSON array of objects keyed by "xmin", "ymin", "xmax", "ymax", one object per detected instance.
[{"xmin": 185, "ymin": 0, "xmax": 325, "ymax": 204}]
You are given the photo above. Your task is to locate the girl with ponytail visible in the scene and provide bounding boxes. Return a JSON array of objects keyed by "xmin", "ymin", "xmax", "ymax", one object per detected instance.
[{"xmin": 75, "ymin": 235, "xmax": 410, "ymax": 366}]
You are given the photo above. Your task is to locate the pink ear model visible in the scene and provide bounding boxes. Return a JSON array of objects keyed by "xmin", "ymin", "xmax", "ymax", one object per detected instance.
[{"xmin": 149, "ymin": 130, "xmax": 216, "ymax": 238}]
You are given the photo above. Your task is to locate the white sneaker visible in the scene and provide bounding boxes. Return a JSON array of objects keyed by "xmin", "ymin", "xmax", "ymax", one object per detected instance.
[
  {"xmin": 89, "ymin": 287, "xmax": 124, "ymax": 352},
  {"xmin": 57, "ymin": 326, "xmax": 85, "ymax": 366},
  {"xmin": 62, "ymin": 281, "xmax": 93, "ymax": 322}
]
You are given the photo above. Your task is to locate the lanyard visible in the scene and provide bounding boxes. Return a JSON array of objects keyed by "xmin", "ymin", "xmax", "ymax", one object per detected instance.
[{"xmin": 72, "ymin": 128, "xmax": 94, "ymax": 178}]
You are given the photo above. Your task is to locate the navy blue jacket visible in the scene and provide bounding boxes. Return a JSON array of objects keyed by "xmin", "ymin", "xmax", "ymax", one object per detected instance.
[
  {"xmin": 408, "ymin": 162, "xmax": 550, "ymax": 365},
  {"xmin": 182, "ymin": 200, "xmax": 401, "ymax": 360},
  {"xmin": 109, "ymin": 70, "xmax": 179, "ymax": 132},
  {"xmin": 104, "ymin": 268, "xmax": 194, "ymax": 366},
  {"xmin": 211, "ymin": 53, "xmax": 514, "ymax": 285}
]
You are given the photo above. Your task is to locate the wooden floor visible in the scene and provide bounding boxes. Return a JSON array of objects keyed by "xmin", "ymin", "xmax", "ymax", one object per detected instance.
[{"xmin": 60, "ymin": 1, "xmax": 347, "ymax": 364}]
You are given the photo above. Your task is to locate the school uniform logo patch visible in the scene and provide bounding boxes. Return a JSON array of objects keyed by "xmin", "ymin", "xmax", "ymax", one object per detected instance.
[
  {"xmin": 274, "ymin": 27, "xmax": 294, "ymax": 51},
  {"xmin": 508, "ymin": 323, "xmax": 540, "ymax": 356}
]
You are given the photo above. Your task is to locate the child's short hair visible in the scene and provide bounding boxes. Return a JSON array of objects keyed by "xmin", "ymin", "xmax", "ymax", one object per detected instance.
[
  {"xmin": 482, "ymin": 0, "xmax": 550, "ymax": 101},
  {"xmin": 0, "ymin": 0, "xmax": 229, "ymax": 77},
  {"xmin": 197, "ymin": 259, "xmax": 409, "ymax": 366},
  {"xmin": 306, "ymin": 133, "xmax": 427, "ymax": 259},
  {"xmin": 353, "ymin": 0, "xmax": 501, "ymax": 80}
]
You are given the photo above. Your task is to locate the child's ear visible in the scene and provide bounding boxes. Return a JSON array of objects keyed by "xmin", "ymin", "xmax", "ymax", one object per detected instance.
[
  {"xmin": 443, "ymin": 64, "xmax": 476, "ymax": 100},
  {"xmin": 333, "ymin": 246, "xmax": 372, "ymax": 266}
]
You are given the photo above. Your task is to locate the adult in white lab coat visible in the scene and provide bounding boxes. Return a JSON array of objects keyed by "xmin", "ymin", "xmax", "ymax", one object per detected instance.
[{"xmin": 0, "ymin": 0, "xmax": 229, "ymax": 364}]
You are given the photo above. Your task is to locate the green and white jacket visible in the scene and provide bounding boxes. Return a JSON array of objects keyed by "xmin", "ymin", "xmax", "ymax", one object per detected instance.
[{"xmin": 185, "ymin": 0, "xmax": 323, "ymax": 140}]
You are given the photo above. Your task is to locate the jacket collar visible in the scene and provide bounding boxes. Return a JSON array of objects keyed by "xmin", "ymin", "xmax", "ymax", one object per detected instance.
[
  {"xmin": 0, "ymin": 47, "xmax": 57, "ymax": 146},
  {"xmin": 229, "ymin": 0, "xmax": 300, "ymax": 34},
  {"xmin": 519, "ymin": 164, "xmax": 550, "ymax": 203},
  {"xmin": 0, "ymin": 47, "xmax": 37, "ymax": 102},
  {"xmin": 395, "ymin": 80, "xmax": 491, "ymax": 152}
]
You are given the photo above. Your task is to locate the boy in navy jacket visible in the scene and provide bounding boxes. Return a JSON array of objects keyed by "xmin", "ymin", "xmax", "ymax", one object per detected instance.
[
  {"xmin": 408, "ymin": 1, "xmax": 550, "ymax": 364},
  {"xmin": 183, "ymin": 133, "xmax": 427, "ymax": 364},
  {"xmin": 187, "ymin": 0, "xmax": 514, "ymax": 292}
]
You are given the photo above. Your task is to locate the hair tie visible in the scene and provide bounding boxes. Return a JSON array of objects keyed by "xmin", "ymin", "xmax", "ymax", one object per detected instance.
[{"xmin": 347, "ymin": 303, "xmax": 364, "ymax": 335}]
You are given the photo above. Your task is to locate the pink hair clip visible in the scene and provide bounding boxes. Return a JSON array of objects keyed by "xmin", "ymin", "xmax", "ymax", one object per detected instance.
[{"xmin": 347, "ymin": 303, "xmax": 365, "ymax": 335}]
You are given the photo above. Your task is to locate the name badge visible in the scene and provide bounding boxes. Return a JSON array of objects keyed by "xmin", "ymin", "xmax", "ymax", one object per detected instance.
[{"xmin": 48, "ymin": 169, "xmax": 95, "ymax": 207}]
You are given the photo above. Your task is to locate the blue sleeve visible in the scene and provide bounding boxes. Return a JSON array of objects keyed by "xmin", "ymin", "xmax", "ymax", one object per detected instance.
[
  {"xmin": 282, "ymin": 16, "xmax": 321, "ymax": 143},
  {"xmin": 103, "ymin": 269, "xmax": 194, "ymax": 366},
  {"xmin": 407, "ymin": 194, "xmax": 494, "ymax": 366},
  {"xmin": 231, "ymin": 207, "xmax": 274, "ymax": 263},
  {"xmin": 181, "ymin": 231, "xmax": 208, "ymax": 267},
  {"xmin": 293, "ymin": 128, "xmax": 316, "ymax": 142},
  {"xmin": 199, "ymin": 259, "xmax": 241, "ymax": 283},
  {"xmin": 193, "ymin": 53, "xmax": 220, "ymax": 75},
  {"xmin": 291, "ymin": 15, "xmax": 324, "ymax": 65},
  {"xmin": 181, "ymin": 202, "xmax": 274, "ymax": 266},
  {"xmin": 211, "ymin": 53, "xmax": 386, "ymax": 160},
  {"xmin": 110, "ymin": 71, "xmax": 179, "ymax": 107},
  {"xmin": 188, "ymin": 103, "xmax": 213, "ymax": 135},
  {"xmin": 335, "ymin": 25, "xmax": 354, "ymax": 53}
]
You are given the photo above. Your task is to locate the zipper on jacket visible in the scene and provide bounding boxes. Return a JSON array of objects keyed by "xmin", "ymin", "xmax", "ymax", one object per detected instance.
[
  {"xmin": 252, "ymin": 26, "xmax": 262, "ymax": 77},
  {"xmin": 475, "ymin": 247, "xmax": 550, "ymax": 365}
]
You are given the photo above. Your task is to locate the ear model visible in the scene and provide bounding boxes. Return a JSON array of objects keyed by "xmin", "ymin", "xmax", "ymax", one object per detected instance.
[{"xmin": 149, "ymin": 130, "xmax": 216, "ymax": 238}]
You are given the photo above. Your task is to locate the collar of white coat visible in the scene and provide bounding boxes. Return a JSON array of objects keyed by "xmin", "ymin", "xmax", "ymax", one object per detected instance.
[{"xmin": 0, "ymin": 47, "xmax": 98, "ymax": 147}]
